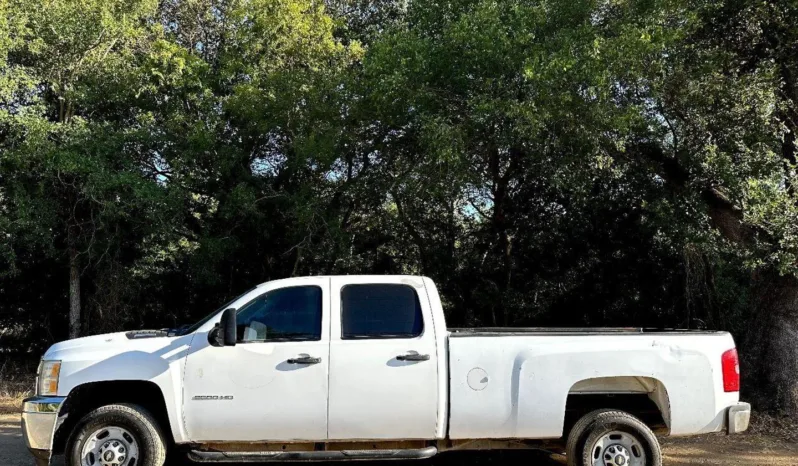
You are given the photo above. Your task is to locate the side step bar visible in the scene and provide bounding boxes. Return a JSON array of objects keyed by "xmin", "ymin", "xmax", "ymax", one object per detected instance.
[{"xmin": 188, "ymin": 446, "xmax": 439, "ymax": 462}]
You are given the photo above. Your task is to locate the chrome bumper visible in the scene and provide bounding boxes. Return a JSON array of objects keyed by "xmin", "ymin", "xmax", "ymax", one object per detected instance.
[
  {"xmin": 727, "ymin": 401, "xmax": 751, "ymax": 434},
  {"xmin": 22, "ymin": 396, "xmax": 65, "ymax": 465}
]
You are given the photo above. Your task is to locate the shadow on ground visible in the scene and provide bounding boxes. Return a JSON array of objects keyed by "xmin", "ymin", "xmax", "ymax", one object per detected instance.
[
  {"xmin": 158, "ymin": 451, "xmax": 563, "ymax": 466},
  {"xmin": 163, "ymin": 448, "xmax": 563, "ymax": 466},
  {"xmin": 0, "ymin": 414, "xmax": 30, "ymax": 466},
  {"xmin": 1, "ymin": 414, "xmax": 562, "ymax": 466}
]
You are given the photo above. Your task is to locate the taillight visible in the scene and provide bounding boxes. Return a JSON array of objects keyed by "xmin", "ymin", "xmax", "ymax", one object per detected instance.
[{"xmin": 721, "ymin": 348, "xmax": 740, "ymax": 392}]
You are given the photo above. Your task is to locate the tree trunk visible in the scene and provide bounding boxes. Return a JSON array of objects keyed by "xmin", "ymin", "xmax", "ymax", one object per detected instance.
[
  {"xmin": 743, "ymin": 272, "xmax": 798, "ymax": 414},
  {"xmin": 705, "ymin": 186, "xmax": 798, "ymax": 413},
  {"xmin": 488, "ymin": 145, "xmax": 511, "ymax": 327},
  {"xmin": 68, "ymin": 245, "xmax": 81, "ymax": 339},
  {"xmin": 641, "ymin": 142, "xmax": 798, "ymax": 413}
]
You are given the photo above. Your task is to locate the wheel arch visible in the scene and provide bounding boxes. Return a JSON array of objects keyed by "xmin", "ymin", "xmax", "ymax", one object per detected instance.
[
  {"xmin": 53, "ymin": 380, "xmax": 174, "ymax": 455},
  {"xmin": 564, "ymin": 376, "xmax": 671, "ymax": 435}
]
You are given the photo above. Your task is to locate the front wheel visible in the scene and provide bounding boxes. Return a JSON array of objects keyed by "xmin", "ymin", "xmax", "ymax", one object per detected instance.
[
  {"xmin": 66, "ymin": 403, "xmax": 167, "ymax": 466},
  {"xmin": 566, "ymin": 410, "xmax": 662, "ymax": 466}
]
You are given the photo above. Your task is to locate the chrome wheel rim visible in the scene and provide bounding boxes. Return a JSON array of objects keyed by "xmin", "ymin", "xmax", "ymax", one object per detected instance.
[
  {"xmin": 80, "ymin": 426, "xmax": 139, "ymax": 466},
  {"xmin": 589, "ymin": 430, "xmax": 646, "ymax": 466}
]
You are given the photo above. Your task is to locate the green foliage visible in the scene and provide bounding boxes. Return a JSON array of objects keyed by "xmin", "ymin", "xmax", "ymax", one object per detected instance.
[{"xmin": 2, "ymin": 0, "xmax": 798, "ymax": 406}]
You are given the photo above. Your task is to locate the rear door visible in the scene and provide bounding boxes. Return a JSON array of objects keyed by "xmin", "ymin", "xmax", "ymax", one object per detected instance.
[{"xmin": 327, "ymin": 276, "xmax": 439, "ymax": 440}]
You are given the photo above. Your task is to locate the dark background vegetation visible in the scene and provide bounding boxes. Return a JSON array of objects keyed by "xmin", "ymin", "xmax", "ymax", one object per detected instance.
[{"xmin": 2, "ymin": 0, "xmax": 798, "ymax": 417}]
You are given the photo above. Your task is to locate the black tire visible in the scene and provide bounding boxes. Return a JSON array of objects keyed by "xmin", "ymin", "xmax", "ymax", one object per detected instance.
[
  {"xmin": 66, "ymin": 403, "xmax": 167, "ymax": 466},
  {"xmin": 565, "ymin": 408, "xmax": 616, "ymax": 464},
  {"xmin": 566, "ymin": 410, "xmax": 661, "ymax": 466}
]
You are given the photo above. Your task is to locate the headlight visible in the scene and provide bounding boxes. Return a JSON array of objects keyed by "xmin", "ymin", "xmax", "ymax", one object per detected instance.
[{"xmin": 37, "ymin": 360, "xmax": 61, "ymax": 396}]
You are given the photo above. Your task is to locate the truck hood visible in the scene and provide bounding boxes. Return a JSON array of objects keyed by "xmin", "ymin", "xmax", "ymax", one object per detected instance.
[
  {"xmin": 43, "ymin": 330, "xmax": 196, "ymax": 398},
  {"xmin": 43, "ymin": 330, "xmax": 177, "ymax": 361}
]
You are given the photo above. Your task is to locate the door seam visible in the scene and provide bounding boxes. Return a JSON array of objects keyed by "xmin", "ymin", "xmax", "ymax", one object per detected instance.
[{"xmin": 325, "ymin": 276, "xmax": 332, "ymax": 440}]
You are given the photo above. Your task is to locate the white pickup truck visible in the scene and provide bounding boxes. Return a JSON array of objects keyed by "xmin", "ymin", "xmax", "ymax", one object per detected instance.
[{"xmin": 23, "ymin": 275, "xmax": 750, "ymax": 466}]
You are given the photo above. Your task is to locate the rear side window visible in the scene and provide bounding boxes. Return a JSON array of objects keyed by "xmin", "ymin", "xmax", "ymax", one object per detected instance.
[
  {"xmin": 341, "ymin": 284, "xmax": 424, "ymax": 339},
  {"xmin": 236, "ymin": 286, "xmax": 322, "ymax": 342}
]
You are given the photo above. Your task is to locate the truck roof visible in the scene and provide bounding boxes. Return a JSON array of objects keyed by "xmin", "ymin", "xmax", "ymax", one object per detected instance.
[{"xmin": 254, "ymin": 275, "xmax": 426, "ymax": 288}]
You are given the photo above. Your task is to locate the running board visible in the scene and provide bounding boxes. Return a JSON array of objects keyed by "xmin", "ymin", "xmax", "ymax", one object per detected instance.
[{"xmin": 188, "ymin": 446, "xmax": 439, "ymax": 462}]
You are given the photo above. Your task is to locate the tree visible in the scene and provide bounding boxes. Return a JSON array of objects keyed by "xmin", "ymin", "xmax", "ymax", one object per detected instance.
[
  {"xmin": 355, "ymin": 0, "xmax": 798, "ymax": 413},
  {"xmin": 1, "ymin": 0, "xmax": 176, "ymax": 338},
  {"xmin": 142, "ymin": 0, "xmax": 362, "ymax": 304},
  {"xmin": 651, "ymin": 0, "xmax": 798, "ymax": 414},
  {"xmin": 3, "ymin": 0, "xmax": 798, "ymax": 416}
]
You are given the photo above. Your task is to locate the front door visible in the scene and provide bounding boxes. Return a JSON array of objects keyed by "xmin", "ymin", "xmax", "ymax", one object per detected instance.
[
  {"xmin": 183, "ymin": 277, "xmax": 330, "ymax": 442},
  {"xmin": 327, "ymin": 276, "xmax": 439, "ymax": 440}
]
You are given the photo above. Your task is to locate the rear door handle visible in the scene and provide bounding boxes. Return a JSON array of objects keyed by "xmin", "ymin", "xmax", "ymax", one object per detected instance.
[
  {"xmin": 396, "ymin": 353, "xmax": 430, "ymax": 362},
  {"xmin": 287, "ymin": 356, "xmax": 321, "ymax": 365}
]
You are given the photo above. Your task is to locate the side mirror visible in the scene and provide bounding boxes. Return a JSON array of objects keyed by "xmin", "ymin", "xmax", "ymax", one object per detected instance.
[{"xmin": 208, "ymin": 308, "xmax": 237, "ymax": 347}]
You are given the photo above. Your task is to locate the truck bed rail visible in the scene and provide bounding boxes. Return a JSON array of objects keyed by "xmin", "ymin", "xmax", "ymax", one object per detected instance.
[{"xmin": 448, "ymin": 327, "xmax": 727, "ymax": 337}]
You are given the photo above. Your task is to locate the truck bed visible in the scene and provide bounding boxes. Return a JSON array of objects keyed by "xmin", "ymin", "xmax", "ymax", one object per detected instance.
[
  {"xmin": 446, "ymin": 328, "xmax": 739, "ymax": 440},
  {"xmin": 449, "ymin": 327, "xmax": 726, "ymax": 336}
]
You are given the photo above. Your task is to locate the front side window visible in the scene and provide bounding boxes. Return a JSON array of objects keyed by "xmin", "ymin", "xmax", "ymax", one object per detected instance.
[
  {"xmin": 341, "ymin": 284, "xmax": 424, "ymax": 339},
  {"xmin": 236, "ymin": 286, "xmax": 322, "ymax": 342},
  {"xmin": 180, "ymin": 287, "xmax": 256, "ymax": 336}
]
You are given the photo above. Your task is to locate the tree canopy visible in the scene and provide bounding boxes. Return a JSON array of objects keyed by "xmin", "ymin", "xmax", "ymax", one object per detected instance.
[{"xmin": 2, "ymin": 0, "xmax": 798, "ymax": 414}]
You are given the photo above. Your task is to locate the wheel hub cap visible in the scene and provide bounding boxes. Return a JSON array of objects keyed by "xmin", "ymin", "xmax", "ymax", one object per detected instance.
[
  {"xmin": 99, "ymin": 440, "xmax": 127, "ymax": 466},
  {"xmin": 590, "ymin": 431, "xmax": 645, "ymax": 466},
  {"xmin": 605, "ymin": 444, "xmax": 630, "ymax": 466},
  {"xmin": 80, "ymin": 426, "xmax": 138, "ymax": 466}
]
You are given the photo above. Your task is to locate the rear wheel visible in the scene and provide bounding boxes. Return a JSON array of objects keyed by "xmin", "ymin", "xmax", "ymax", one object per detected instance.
[
  {"xmin": 66, "ymin": 403, "xmax": 166, "ymax": 466},
  {"xmin": 566, "ymin": 410, "xmax": 661, "ymax": 466}
]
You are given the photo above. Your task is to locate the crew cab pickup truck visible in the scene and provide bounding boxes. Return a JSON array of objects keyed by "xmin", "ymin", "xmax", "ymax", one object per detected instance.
[{"xmin": 23, "ymin": 275, "xmax": 751, "ymax": 466}]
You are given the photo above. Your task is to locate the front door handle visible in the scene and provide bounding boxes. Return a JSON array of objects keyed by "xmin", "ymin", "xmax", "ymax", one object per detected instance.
[
  {"xmin": 287, "ymin": 356, "xmax": 321, "ymax": 365},
  {"xmin": 396, "ymin": 353, "xmax": 430, "ymax": 362}
]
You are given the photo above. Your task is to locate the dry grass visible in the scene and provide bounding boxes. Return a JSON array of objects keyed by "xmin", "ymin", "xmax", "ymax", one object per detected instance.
[
  {"xmin": 0, "ymin": 379, "xmax": 31, "ymax": 414},
  {"xmin": 0, "ymin": 360, "xmax": 33, "ymax": 415}
]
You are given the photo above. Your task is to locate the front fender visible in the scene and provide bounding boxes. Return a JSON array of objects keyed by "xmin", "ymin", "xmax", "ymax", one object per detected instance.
[{"xmin": 43, "ymin": 333, "xmax": 195, "ymax": 454}]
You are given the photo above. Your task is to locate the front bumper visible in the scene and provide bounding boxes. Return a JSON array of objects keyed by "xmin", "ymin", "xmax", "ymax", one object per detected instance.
[
  {"xmin": 22, "ymin": 396, "xmax": 65, "ymax": 466},
  {"xmin": 727, "ymin": 401, "xmax": 751, "ymax": 434}
]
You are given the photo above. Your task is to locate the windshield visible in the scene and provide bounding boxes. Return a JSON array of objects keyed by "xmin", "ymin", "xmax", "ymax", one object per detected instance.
[{"xmin": 177, "ymin": 287, "xmax": 256, "ymax": 336}]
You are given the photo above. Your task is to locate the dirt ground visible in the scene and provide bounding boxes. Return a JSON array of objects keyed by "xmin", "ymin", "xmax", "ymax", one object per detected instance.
[{"xmin": 3, "ymin": 413, "xmax": 798, "ymax": 466}]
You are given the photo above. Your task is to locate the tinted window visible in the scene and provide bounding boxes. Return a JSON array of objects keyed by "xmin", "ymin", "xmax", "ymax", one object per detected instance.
[
  {"xmin": 341, "ymin": 284, "xmax": 423, "ymax": 339},
  {"xmin": 236, "ymin": 286, "xmax": 322, "ymax": 342},
  {"xmin": 181, "ymin": 287, "xmax": 256, "ymax": 336}
]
